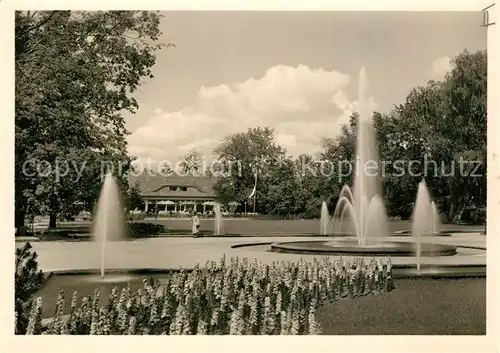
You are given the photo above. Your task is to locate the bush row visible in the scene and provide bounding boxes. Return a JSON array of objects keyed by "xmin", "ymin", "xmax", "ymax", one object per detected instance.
[
  {"xmin": 22, "ymin": 222, "xmax": 169, "ymax": 239},
  {"xmin": 24, "ymin": 256, "xmax": 395, "ymax": 335},
  {"xmin": 127, "ymin": 223, "xmax": 169, "ymax": 237}
]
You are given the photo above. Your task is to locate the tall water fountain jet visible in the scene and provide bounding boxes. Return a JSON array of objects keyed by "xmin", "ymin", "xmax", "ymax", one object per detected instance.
[
  {"xmin": 214, "ymin": 203, "xmax": 224, "ymax": 235},
  {"xmin": 92, "ymin": 173, "xmax": 126, "ymax": 278},
  {"xmin": 320, "ymin": 201, "xmax": 329, "ymax": 235},
  {"xmin": 430, "ymin": 201, "xmax": 441, "ymax": 233},
  {"xmin": 412, "ymin": 180, "xmax": 435, "ymax": 272},
  {"xmin": 331, "ymin": 67, "xmax": 388, "ymax": 246}
]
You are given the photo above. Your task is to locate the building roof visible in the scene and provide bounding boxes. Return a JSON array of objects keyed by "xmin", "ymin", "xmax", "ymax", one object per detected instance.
[{"xmin": 128, "ymin": 172, "xmax": 217, "ymax": 199}]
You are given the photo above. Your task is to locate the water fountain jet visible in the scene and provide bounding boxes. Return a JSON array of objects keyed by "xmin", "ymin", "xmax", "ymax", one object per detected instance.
[
  {"xmin": 214, "ymin": 203, "xmax": 224, "ymax": 235},
  {"xmin": 431, "ymin": 201, "xmax": 441, "ymax": 233},
  {"xmin": 92, "ymin": 173, "xmax": 126, "ymax": 278},
  {"xmin": 330, "ymin": 67, "xmax": 388, "ymax": 246},
  {"xmin": 320, "ymin": 201, "xmax": 329, "ymax": 235},
  {"xmin": 412, "ymin": 179, "xmax": 435, "ymax": 272}
]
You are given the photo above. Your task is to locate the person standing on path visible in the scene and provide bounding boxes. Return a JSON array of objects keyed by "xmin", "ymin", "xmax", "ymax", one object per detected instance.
[{"xmin": 192, "ymin": 211, "xmax": 200, "ymax": 238}]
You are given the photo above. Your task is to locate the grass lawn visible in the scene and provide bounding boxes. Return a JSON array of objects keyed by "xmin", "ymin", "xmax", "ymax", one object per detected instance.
[
  {"xmin": 30, "ymin": 219, "xmax": 484, "ymax": 238},
  {"xmin": 317, "ymin": 278, "xmax": 486, "ymax": 335}
]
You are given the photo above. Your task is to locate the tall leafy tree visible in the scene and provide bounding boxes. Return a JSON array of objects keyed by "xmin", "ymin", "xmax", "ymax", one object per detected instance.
[
  {"xmin": 126, "ymin": 180, "xmax": 145, "ymax": 211},
  {"xmin": 213, "ymin": 127, "xmax": 287, "ymax": 212},
  {"xmin": 319, "ymin": 113, "xmax": 358, "ymax": 209},
  {"xmin": 178, "ymin": 148, "xmax": 204, "ymax": 176},
  {"xmin": 258, "ymin": 156, "xmax": 300, "ymax": 216},
  {"xmin": 436, "ymin": 50, "xmax": 487, "ymax": 222},
  {"xmin": 293, "ymin": 153, "xmax": 326, "ymax": 218},
  {"xmin": 385, "ymin": 51, "xmax": 485, "ymax": 222},
  {"xmin": 380, "ymin": 81, "xmax": 447, "ymax": 218},
  {"xmin": 15, "ymin": 11, "xmax": 166, "ymax": 232},
  {"xmin": 373, "ymin": 50, "xmax": 486, "ymax": 222}
]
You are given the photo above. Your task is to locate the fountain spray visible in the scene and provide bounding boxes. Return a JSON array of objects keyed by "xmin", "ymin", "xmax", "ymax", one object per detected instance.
[
  {"xmin": 331, "ymin": 67, "xmax": 388, "ymax": 245},
  {"xmin": 412, "ymin": 179, "xmax": 434, "ymax": 272},
  {"xmin": 92, "ymin": 173, "xmax": 126, "ymax": 278},
  {"xmin": 320, "ymin": 201, "xmax": 329, "ymax": 235}
]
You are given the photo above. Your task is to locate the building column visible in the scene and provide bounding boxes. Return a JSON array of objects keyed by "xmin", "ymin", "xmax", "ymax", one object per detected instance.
[
  {"xmin": 203, "ymin": 203, "xmax": 206, "ymax": 214},
  {"xmin": 174, "ymin": 202, "xmax": 177, "ymax": 212},
  {"xmin": 145, "ymin": 201, "xmax": 149, "ymax": 212}
]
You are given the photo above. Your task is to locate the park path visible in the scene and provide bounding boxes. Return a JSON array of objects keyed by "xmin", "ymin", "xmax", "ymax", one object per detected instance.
[{"xmin": 20, "ymin": 234, "xmax": 486, "ymax": 273}]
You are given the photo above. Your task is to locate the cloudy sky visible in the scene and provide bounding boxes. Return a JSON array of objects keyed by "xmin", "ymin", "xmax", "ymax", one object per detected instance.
[{"xmin": 126, "ymin": 11, "xmax": 486, "ymax": 165}]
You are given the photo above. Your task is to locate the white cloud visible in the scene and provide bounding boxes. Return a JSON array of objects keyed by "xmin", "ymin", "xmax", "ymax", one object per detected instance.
[
  {"xmin": 275, "ymin": 133, "xmax": 297, "ymax": 149},
  {"xmin": 128, "ymin": 64, "xmax": 376, "ymax": 164},
  {"xmin": 431, "ymin": 56, "xmax": 453, "ymax": 79}
]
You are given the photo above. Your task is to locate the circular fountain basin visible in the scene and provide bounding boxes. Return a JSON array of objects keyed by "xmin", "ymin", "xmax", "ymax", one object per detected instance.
[
  {"xmin": 389, "ymin": 229, "xmax": 484, "ymax": 236},
  {"xmin": 81, "ymin": 274, "xmax": 137, "ymax": 284},
  {"xmin": 390, "ymin": 265, "xmax": 486, "ymax": 278},
  {"xmin": 270, "ymin": 239, "xmax": 457, "ymax": 256},
  {"xmin": 37, "ymin": 271, "xmax": 173, "ymax": 319}
]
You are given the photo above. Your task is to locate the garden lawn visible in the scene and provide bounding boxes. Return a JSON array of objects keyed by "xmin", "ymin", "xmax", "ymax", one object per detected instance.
[
  {"xmin": 317, "ymin": 278, "xmax": 486, "ymax": 335},
  {"xmin": 142, "ymin": 219, "xmax": 484, "ymax": 234},
  {"xmin": 27, "ymin": 220, "xmax": 484, "ymax": 241}
]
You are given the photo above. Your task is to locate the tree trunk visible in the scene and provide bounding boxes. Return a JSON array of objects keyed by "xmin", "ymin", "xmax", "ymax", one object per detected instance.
[
  {"xmin": 449, "ymin": 195, "xmax": 472, "ymax": 224},
  {"xmin": 447, "ymin": 203, "xmax": 455, "ymax": 224},
  {"xmin": 15, "ymin": 206, "xmax": 26, "ymax": 237},
  {"xmin": 48, "ymin": 212, "xmax": 57, "ymax": 229},
  {"xmin": 48, "ymin": 189, "xmax": 58, "ymax": 229},
  {"xmin": 452, "ymin": 204, "xmax": 468, "ymax": 224}
]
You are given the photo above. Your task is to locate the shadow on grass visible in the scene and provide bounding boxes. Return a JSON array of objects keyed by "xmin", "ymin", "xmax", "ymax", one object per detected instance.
[{"xmin": 33, "ymin": 230, "xmax": 245, "ymax": 241}]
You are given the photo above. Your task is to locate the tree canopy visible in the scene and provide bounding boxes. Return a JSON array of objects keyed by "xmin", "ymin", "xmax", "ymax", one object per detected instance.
[
  {"xmin": 213, "ymin": 127, "xmax": 288, "ymax": 211},
  {"xmin": 178, "ymin": 148, "xmax": 204, "ymax": 176},
  {"xmin": 15, "ymin": 11, "xmax": 165, "ymax": 232}
]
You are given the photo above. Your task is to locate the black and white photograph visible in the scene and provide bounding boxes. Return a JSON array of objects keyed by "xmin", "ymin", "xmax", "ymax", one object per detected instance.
[{"xmin": 3, "ymin": 0, "xmax": 498, "ymax": 351}]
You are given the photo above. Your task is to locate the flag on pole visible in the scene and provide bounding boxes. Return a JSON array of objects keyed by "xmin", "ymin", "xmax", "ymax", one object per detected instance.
[{"xmin": 248, "ymin": 169, "xmax": 258, "ymax": 199}]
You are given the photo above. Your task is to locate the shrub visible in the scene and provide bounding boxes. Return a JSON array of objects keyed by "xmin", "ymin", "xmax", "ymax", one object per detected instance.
[
  {"xmin": 127, "ymin": 213, "xmax": 146, "ymax": 222},
  {"xmin": 27, "ymin": 256, "xmax": 395, "ymax": 335},
  {"xmin": 15, "ymin": 242, "xmax": 45, "ymax": 334},
  {"xmin": 461, "ymin": 207, "xmax": 486, "ymax": 225},
  {"xmin": 30, "ymin": 222, "xmax": 168, "ymax": 239},
  {"xmin": 128, "ymin": 223, "xmax": 169, "ymax": 237}
]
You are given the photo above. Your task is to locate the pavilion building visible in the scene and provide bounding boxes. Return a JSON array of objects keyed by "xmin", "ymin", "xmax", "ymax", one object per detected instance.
[{"xmin": 129, "ymin": 172, "xmax": 218, "ymax": 214}]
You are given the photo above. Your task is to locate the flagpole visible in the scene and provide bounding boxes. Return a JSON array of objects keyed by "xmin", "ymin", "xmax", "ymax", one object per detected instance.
[{"xmin": 253, "ymin": 169, "xmax": 257, "ymax": 213}]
